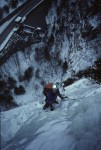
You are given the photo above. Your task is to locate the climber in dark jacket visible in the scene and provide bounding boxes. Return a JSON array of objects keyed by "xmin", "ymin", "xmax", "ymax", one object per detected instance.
[{"xmin": 43, "ymin": 84, "xmax": 63, "ymax": 111}]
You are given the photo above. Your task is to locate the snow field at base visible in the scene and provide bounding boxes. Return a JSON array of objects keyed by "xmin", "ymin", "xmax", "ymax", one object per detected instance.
[{"xmin": 1, "ymin": 78, "xmax": 101, "ymax": 150}]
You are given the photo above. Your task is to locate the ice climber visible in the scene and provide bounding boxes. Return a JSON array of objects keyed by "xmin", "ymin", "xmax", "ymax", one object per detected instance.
[{"xmin": 43, "ymin": 83, "xmax": 64, "ymax": 111}]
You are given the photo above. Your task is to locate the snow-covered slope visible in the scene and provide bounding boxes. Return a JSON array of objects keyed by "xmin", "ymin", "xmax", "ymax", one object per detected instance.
[{"xmin": 1, "ymin": 78, "xmax": 101, "ymax": 150}]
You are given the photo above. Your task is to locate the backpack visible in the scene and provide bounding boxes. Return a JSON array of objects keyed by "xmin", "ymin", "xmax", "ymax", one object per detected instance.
[{"xmin": 43, "ymin": 83, "xmax": 53, "ymax": 96}]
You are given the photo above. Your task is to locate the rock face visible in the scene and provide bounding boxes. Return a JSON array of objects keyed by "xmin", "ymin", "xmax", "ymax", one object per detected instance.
[{"xmin": 45, "ymin": 0, "xmax": 101, "ymax": 73}]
